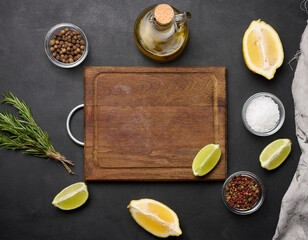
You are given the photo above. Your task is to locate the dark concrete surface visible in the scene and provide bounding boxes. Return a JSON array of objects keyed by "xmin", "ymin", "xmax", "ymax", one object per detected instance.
[{"xmin": 0, "ymin": 0, "xmax": 306, "ymax": 239}]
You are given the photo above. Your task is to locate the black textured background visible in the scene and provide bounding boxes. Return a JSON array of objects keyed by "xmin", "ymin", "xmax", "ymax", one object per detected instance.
[{"xmin": 0, "ymin": 0, "xmax": 306, "ymax": 239}]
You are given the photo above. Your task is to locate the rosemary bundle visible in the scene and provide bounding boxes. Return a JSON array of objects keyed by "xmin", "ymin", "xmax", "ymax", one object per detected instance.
[{"xmin": 0, "ymin": 92, "xmax": 74, "ymax": 174}]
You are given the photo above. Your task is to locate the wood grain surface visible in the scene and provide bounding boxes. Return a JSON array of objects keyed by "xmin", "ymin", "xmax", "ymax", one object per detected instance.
[{"xmin": 84, "ymin": 67, "xmax": 227, "ymax": 181}]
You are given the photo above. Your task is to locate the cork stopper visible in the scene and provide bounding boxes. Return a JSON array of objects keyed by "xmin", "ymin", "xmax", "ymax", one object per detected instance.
[{"xmin": 154, "ymin": 4, "xmax": 174, "ymax": 25}]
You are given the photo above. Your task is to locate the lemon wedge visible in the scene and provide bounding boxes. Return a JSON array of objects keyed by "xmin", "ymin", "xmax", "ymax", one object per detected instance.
[
  {"xmin": 128, "ymin": 199, "xmax": 182, "ymax": 238},
  {"xmin": 52, "ymin": 182, "xmax": 89, "ymax": 210},
  {"xmin": 259, "ymin": 139, "xmax": 291, "ymax": 170},
  {"xmin": 243, "ymin": 19, "xmax": 284, "ymax": 80},
  {"xmin": 192, "ymin": 144, "xmax": 222, "ymax": 176}
]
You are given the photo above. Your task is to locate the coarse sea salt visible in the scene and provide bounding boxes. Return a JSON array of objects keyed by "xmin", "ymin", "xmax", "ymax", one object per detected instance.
[{"xmin": 245, "ymin": 96, "xmax": 280, "ymax": 132}]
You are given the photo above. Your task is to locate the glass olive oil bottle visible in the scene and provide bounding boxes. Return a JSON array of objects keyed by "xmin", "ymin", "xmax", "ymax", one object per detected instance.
[{"xmin": 134, "ymin": 4, "xmax": 191, "ymax": 62}]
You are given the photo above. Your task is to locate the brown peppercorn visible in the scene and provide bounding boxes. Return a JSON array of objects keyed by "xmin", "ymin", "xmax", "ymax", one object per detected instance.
[
  {"xmin": 50, "ymin": 27, "xmax": 85, "ymax": 64},
  {"xmin": 49, "ymin": 39, "xmax": 56, "ymax": 46}
]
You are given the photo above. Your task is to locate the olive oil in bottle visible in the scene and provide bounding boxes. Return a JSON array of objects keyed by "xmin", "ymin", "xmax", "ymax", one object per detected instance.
[{"xmin": 134, "ymin": 4, "xmax": 191, "ymax": 62}]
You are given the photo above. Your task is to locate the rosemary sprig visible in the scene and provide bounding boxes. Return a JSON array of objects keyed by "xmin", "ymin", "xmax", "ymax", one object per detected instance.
[{"xmin": 0, "ymin": 92, "xmax": 74, "ymax": 174}]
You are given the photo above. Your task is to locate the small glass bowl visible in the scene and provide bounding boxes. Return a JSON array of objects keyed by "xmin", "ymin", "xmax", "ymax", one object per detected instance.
[
  {"xmin": 242, "ymin": 92, "xmax": 285, "ymax": 136},
  {"xmin": 44, "ymin": 23, "xmax": 89, "ymax": 68},
  {"xmin": 221, "ymin": 171, "xmax": 265, "ymax": 215}
]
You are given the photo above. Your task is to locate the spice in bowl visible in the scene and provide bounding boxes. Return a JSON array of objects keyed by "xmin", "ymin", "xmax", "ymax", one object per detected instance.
[
  {"xmin": 225, "ymin": 175, "xmax": 259, "ymax": 210},
  {"xmin": 242, "ymin": 92, "xmax": 285, "ymax": 136},
  {"xmin": 222, "ymin": 171, "xmax": 264, "ymax": 215},
  {"xmin": 49, "ymin": 28, "xmax": 85, "ymax": 64},
  {"xmin": 246, "ymin": 96, "xmax": 279, "ymax": 132}
]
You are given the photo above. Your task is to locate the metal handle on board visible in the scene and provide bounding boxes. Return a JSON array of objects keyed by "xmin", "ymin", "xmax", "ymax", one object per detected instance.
[{"xmin": 66, "ymin": 104, "xmax": 84, "ymax": 146}]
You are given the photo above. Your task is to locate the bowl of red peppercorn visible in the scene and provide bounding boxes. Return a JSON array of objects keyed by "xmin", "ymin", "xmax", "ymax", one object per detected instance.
[
  {"xmin": 44, "ymin": 23, "xmax": 88, "ymax": 68},
  {"xmin": 222, "ymin": 171, "xmax": 265, "ymax": 215}
]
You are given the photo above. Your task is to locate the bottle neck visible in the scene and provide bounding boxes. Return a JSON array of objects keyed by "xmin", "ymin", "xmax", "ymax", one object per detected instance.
[{"xmin": 150, "ymin": 15, "xmax": 173, "ymax": 31}]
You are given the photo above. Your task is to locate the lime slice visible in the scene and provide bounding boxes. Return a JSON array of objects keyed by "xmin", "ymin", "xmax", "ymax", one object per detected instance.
[
  {"xmin": 192, "ymin": 144, "xmax": 222, "ymax": 176},
  {"xmin": 259, "ymin": 139, "xmax": 291, "ymax": 170},
  {"xmin": 52, "ymin": 182, "xmax": 89, "ymax": 210}
]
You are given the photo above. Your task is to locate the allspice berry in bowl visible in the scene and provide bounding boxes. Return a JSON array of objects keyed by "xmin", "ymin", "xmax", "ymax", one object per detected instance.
[{"xmin": 44, "ymin": 23, "xmax": 88, "ymax": 68}]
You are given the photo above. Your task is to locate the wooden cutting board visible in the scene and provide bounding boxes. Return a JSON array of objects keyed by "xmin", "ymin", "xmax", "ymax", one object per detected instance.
[{"xmin": 84, "ymin": 67, "xmax": 227, "ymax": 181}]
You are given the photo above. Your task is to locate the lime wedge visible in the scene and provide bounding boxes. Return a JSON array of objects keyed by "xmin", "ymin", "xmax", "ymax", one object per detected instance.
[
  {"xmin": 259, "ymin": 139, "xmax": 291, "ymax": 170},
  {"xmin": 192, "ymin": 144, "xmax": 222, "ymax": 176},
  {"xmin": 52, "ymin": 182, "xmax": 89, "ymax": 210}
]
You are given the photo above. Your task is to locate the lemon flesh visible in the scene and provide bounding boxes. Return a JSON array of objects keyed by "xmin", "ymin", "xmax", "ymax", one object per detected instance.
[
  {"xmin": 128, "ymin": 198, "xmax": 182, "ymax": 238},
  {"xmin": 192, "ymin": 144, "xmax": 222, "ymax": 176},
  {"xmin": 260, "ymin": 139, "xmax": 291, "ymax": 170},
  {"xmin": 52, "ymin": 182, "xmax": 89, "ymax": 210},
  {"xmin": 243, "ymin": 19, "xmax": 284, "ymax": 80}
]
